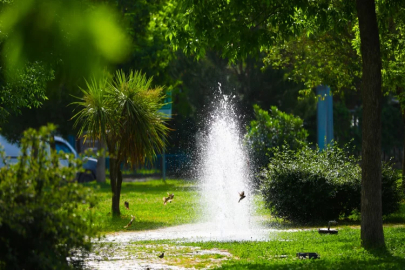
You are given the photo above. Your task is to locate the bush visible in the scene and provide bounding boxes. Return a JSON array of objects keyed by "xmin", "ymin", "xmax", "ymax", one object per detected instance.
[
  {"xmin": 0, "ymin": 125, "xmax": 97, "ymax": 269},
  {"xmin": 244, "ymin": 105, "xmax": 308, "ymax": 173},
  {"xmin": 260, "ymin": 144, "xmax": 402, "ymax": 223}
]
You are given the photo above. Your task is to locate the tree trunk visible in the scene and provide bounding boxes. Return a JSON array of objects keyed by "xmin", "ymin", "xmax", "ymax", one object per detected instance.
[
  {"xmin": 96, "ymin": 139, "xmax": 106, "ymax": 183},
  {"xmin": 356, "ymin": 0, "xmax": 385, "ymax": 249},
  {"xmin": 110, "ymin": 158, "xmax": 122, "ymax": 216}
]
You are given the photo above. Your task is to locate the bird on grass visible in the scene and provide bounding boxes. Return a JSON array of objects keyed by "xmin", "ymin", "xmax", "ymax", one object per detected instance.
[
  {"xmin": 163, "ymin": 193, "xmax": 174, "ymax": 205},
  {"xmin": 238, "ymin": 191, "xmax": 246, "ymax": 203},
  {"xmin": 124, "ymin": 215, "xmax": 135, "ymax": 229},
  {"xmin": 124, "ymin": 201, "xmax": 129, "ymax": 210},
  {"xmin": 158, "ymin": 252, "xmax": 164, "ymax": 258}
]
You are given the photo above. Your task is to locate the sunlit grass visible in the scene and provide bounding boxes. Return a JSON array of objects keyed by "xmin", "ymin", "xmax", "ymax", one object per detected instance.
[
  {"xmin": 126, "ymin": 227, "xmax": 405, "ymax": 269},
  {"xmin": 79, "ymin": 179, "xmax": 200, "ymax": 232},
  {"xmin": 80, "ymin": 178, "xmax": 405, "ymax": 233},
  {"xmin": 83, "ymin": 179, "xmax": 405, "ymax": 269}
]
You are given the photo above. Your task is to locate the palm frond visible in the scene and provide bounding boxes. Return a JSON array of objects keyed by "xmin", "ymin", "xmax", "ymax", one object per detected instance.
[
  {"xmin": 71, "ymin": 70, "xmax": 170, "ymax": 167},
  {"xmin": 110, "ymin": 70, "xmax": 170, "ymax": 166},
  {"xmin": 71, "ymin": 77, "xmax": 113, "ymax": 144}
]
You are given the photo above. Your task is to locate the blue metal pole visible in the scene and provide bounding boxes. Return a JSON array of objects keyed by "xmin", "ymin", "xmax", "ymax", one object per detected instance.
[
  {"xmin": 326, "ymin": 86, "xmax": 334, "ymax": 144},
  {"xmin": 316, "ymin": 85, "xmax": 334, "ymax": 150}
]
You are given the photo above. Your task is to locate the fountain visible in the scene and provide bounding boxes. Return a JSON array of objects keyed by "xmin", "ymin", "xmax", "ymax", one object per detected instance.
[
  {"xmin": 195, "ymin": 85, "xmax": 262, "ymax": 241},
  {"xmin": 82, "ymin": 86, "xmax": 270, "ymax": 269},
  {"xmin": 99, "ymin": 85, "xmax": 267, "ymax": 244}
]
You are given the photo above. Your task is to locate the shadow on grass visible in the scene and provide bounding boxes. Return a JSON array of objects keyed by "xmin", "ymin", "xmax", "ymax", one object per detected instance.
[
  {"xmin": 121, "ymin": 220, "xmax": 168, "ymax": 231},
  {"xmin": 259, "ymin": 218, "xmax": 345, "ymax": 230},
  {"xmin": 94, "ymin": 216, "xmax": 169, "ymax": 232}
]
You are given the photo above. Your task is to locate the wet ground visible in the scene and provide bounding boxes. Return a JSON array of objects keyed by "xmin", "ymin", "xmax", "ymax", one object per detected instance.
[
  {"xmin": 85, "ymin": 242, "xmax": 233, "ymax": 270},
  {"xmin": 82, "ymin": 222, "xmax": 282, "ymax": 269}
]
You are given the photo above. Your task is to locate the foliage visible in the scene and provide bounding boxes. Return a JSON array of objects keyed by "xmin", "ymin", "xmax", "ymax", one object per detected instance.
[
  {"xmin": 263, "ymin": 16, "xmax": 360, "ymax": 95},
  {"xmin": 381, "ymin": 162, "xmax": 403, "ymax": 216},
  {"xmin": 72, "ymin": 70, "xmax": 170, "ymax": 216},
  {"xmin": 332, "ymin": 98, "xmax": 404, "ymax": 154},
  {"xmin": 163, "ymin": 1, "xmax": 357, "ymax": 62},
  {"xmin": 0, "ymin": 125, "xmax": 97, "ymax": 269},
  {"xmin": 116, "ymin": 0, "xmax": 176, "ymax": 85},
  {"xmin": 263, "ymin": 1, "xmax": 405, "ymax": 96},
  {"xmin": 260, "ymin": 144, "xmax": 402, "ymax": 223},
  {"xmin": 73, "ymin": 70, "xmax": 169, "ymax": 167},
  {"xmin": 164, "ymin": 0, "xmax": 312, "ymax": 60},
  {"xmin": 333, "ymin": 101, "xmax": 361, "ymax": 149},
  {"xmin": 0, "ymin": 61, "xmax": 54, "ymax": 124},
  {"xmin": 245, "ymin": 105, "xmax": 308, "ymax": 171}
]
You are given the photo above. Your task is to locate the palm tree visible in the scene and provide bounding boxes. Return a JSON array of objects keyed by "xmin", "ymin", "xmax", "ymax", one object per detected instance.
[{"xmin": 72, "ymin": 70, "xmax": 170, "ymax": 216}]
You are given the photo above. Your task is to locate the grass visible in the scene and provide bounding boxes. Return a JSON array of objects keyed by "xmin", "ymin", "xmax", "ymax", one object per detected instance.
[
  {"xmin": 80, "ymin": 179, "xmax": 405, "ymax": 233},
  {"xmin": 80, "ymin": 179, "xmax": 200, "ymax": 232},
  {"xmin": 187, "ymin": 227, "xmax": 405, "ymax": 269},
  {"xmin": 83, "ymin": 179, "xmax": 405, "ymax": 269},
  {"xmin": 123, "ymin": 227, "xmax": 405, "ymax": 269}
]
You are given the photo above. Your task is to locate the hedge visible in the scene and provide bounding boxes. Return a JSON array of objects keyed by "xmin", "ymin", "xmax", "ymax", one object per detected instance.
[{"xmin": 260, "ymin": 144, "xmax": 402, "ymax": 223}]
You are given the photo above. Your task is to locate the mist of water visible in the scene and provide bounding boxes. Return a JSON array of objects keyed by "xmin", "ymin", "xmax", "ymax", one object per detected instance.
[{"xmin": 196, "ymin": 86, "xmax": 260, "ymax": 240}]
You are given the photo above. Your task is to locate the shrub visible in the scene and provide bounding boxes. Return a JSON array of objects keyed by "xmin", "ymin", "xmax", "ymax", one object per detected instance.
[
  {"xmin": 244, "ymin": 105, "xmax": 308, "ymax": 173},
  {"xmin": 260, "ymin": 144, "xmax": 402, "ymax": 223},
  {"xmin": 0, "ymin": 125, "xmax": 97, "ymax": 269}
]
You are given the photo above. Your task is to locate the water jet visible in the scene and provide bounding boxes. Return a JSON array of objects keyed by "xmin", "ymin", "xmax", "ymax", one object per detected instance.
[{"xmin": 196, "ymin": 87, "xmax": 261, "ymax": 241}]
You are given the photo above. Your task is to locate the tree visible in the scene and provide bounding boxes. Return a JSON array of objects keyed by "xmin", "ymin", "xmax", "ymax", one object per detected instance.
[
  {"xmin": 263, "ymin": 1, "xmax": 405, "ymax": 196},
  {"xmin": 0, "ymin": 62, "xmax": 54, "ymax": 124},
  {"xmin": 356, "ymin": 0, "xmax": 384, "ymax": 248},
  {"xmin": 165, "ymin": 0, "xmax": 387, "ymax": 248},
  {"xmin": 72, "ymin": 70, "xmax": 169, "ymax": 216}
]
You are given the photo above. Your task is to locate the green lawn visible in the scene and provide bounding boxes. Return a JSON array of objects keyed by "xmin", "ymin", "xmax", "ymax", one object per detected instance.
[
  {"xmin": 81, "ymin": 179, "xmax": 405, "ymax": 233},
  {"xmin": 84, "ymin": 179, "xmax": 405, "ymax": 269},
  {"xmin": 80, "ymin": 179, "xmax": 200, "ymax": 232},
  {"xmin": 124, "ymin": 227, "xmax": 405, "ymax": 269},
  {"xmin": 174, "ymin": 227, "xmax": 405, "ymax": 269}
]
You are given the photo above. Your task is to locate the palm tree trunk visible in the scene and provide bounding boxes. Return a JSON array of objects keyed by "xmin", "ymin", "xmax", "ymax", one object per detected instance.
[{"xmin": 110, "ymin": 158, "xmax": 122, "ymax": 216}]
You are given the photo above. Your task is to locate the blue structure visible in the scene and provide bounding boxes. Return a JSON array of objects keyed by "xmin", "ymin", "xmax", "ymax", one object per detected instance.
[{"xmin": 316, "ymin": 85, "xmax": 334, "ymax": 150}]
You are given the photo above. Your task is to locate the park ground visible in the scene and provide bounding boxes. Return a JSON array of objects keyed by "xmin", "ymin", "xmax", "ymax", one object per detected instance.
[{"xmin": 79, "ymin": 179, "xmax": 405, "ymax": 269}]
